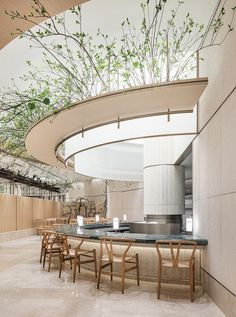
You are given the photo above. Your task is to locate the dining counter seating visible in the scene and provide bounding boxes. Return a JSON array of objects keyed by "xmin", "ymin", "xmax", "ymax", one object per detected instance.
[
  {"xmin": 56, "ymin": 217, "xmax": 68, "ymax": 224},
  {"xmin": 46, "ymin": 218, "xmax": 57, "ymax": 225},
  {"xmin": 59, "ymin": 235, "xmax": 97, "ymax": 283},
  {"xmin": 97, "ymin": 237, "xmax": 140, "ymax": 294},
  {"xmin": 155, "ymin": 240, "xmax": 197, "ymax": 302},
  {"xmin": 42, "ymin": 233, "xmax": 65, "ymax": 272},
  {"xmin": 39, "ymin": 230, "xmax": 56, "ymax": 263}
]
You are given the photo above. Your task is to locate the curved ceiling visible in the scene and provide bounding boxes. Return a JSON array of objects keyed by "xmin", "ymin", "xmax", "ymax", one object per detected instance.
[
  {"xmin": 25, "ymin": 78, "xmax": 207, "ymax": 168},
  {"xmin": 75, "ymin": 142, "xmax": 144, "ymax": 181},
  {"xmin": 73, "ymin": 135, "xmax": 195, "ymax": 182},
  {"xmin": 0, "ymin": 0, "xmax": 88, "ymax": 49}
]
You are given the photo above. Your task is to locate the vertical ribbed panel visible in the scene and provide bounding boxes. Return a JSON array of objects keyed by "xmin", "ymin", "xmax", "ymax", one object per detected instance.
[
  {"xmin": 144, "ymin": 165, "xmax": 185, "ymax": 215},
  {"xmin": 143, "ymin": 137, "xmax": 185, "ymax": 215}
]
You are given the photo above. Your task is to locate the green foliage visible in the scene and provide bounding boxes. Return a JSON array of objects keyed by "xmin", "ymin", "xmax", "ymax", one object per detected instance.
[
  {"xmin": 43, "ymin": 97, "xmax": 50, "ymax": 105},
  {"xmin": 1, "ymin": 0, "xmax": 235, "ymax": 158}
]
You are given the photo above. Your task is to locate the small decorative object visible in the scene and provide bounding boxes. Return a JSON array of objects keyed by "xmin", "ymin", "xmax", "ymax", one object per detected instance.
[
  {"xmin": 95, "ymin": 214, "xmax": 100, "ymax": 223},
  {"xmin": 77, "ymin": 227, "xmax": 83, "ymax": 234},
  {"xmin": 186, "ymin": 217, "xmax": 193, "ymax": 234},
  {"xmin": 113, "ymin": 217, "xmax": 119, "ymax": 230},
  {"xmin": 77, "ymin": 215, "xmax": 84, "ymax": 227},
  {"xmin": 123, "ymin": 214, "xmax": 127, "ymax": 221}
]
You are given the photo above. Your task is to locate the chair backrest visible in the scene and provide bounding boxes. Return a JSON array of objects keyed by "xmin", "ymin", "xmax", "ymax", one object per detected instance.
[
  {"xmin": 41, "ymin": 230, "xmax": 57, "ymax": 245},
  {"xmin": 99, "ymin": 237, "xmax": 134, "ymax": 261},
  {"xmin": 100, "ymin": 217, "xmax": 106, "ymax": 223},
  {"xmin": 85, "ymin": 217, "xmax": 96, "ymax": 224},
  {"xmin": 56, "ymin": 217, "xmax": 68, "ymax": 224},
  {"xmin": 49, "ymin": 233, "xmax": 67, "ymax": 250},
  {"xmin": 46, "ymin": 218, "xmax": 57, "ymax": 225},
  {"xmin": 69, "ymin": 219, "xmax": 77, "ymax": 224},
  {"xmin": 35, "ymin": 218, "xmax": 46, "ymax": 227},
  {"xmin": 155, "ymin": 240, "xmax": 197, "ymax": 267},
  {"xmin": 59, "ymin": 234, "xmax": 71, "ymax": 253}
]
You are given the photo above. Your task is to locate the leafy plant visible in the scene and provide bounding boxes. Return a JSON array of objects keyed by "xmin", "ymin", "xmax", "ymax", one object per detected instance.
[{"xmin": 0, "ymin": 0, "xmax": 235, "ymax": 159}]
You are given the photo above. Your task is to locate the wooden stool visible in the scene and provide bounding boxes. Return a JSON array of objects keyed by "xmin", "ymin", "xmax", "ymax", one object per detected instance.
[
  {"xmin": 59, "ymin": 236, "xmax": 97, "ymax": 283},
  {"xmin": 97, "ymin": 237, "xmax": 139, "ymax": 294},
  {"xmin": 155, "ymin": 240, "xmax": 197, "ymax": 302},
  {"xmin": 42, "ymin": 233, "xmax": 64, "ymax": 272},
  {"xmin": 39, "ymin": 230, "xmax": 56, "ymax": 263}
]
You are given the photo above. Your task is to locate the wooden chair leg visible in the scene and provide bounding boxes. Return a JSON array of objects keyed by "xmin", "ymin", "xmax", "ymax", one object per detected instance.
[
  {"xmin": 70, "ymin": 258, "xmax": 72, "ymax": 269},
  {"xmin": 136, "ymin": 254, "xmax": 140, "ymax": 286},
  {"xmin": 110, "ymin": 262, "xmax": 113, "ymax": 281},
  {"xmin": 97, "ymin": 264, "xmax": 102, "ymax": 289},
  {"xmin": 121, "ymin": 261, "xmax": 125, "ymax": 294},
  {"xmin": 78, "ymin": 255, "xmax": 81, "ymax": 273},
  {"xmin": 40, "ymin": 244, "xmax": 44, "ymax": 263},
  {"xmin": 73, "ymin": 257, "xmax": 77, "ymax": 283},
  {"xmin": 43, "ymin": 251, "xmax": 46, "ymax": 268},
  {"xmin": 48, "ymin": 252, "xmax": 52, "ymax": 272},
  {"xmin": 59, "ymin": 255, "xmax": 63, "ymax": 278},
  {"xmin": 157, "ymin": 262, "xmax": 162, "ymax": 299},
  {"xmin": 193, "ymin": 262, "xmax": 195, "ymax": 291},
  {"xmin": 94, "ymin": 250, "xmax": 97, "ymax": 278},
  {"xmin": 189, "ymin": 267, "xmax": 194, "ymax": 302}
]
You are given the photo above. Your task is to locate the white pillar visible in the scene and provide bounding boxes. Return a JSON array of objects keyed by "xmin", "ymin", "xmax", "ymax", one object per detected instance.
[{"xmin": 143, "ymin": 137, "xmax": 185, "ymax": 216}]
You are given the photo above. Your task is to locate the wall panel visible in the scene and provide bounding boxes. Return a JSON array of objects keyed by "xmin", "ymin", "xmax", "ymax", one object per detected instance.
[
  {"xmin": 16, "ymin": 196, "xmax": 33, "ymax": 230},
  {"xmin": 193, "ymin": 6, "xmax": 236, "ymax": 315},
  {"xmin": 0, "ymin": 195, "xmax": 64, "ymax": 232},
  {"xmin": 44, "ymin": 200, "xmax": 54, "ymax": 219},
  {"xmin": 53, "ymin": 201, "xmax": 63, "ymax": 218},
  {"xmin": 32, "ymin": 198, "xmax": 45, "ymax": 220},
  {"xmin": 0, "ymin": 194, "xmax": 17, "ymax": 233}
]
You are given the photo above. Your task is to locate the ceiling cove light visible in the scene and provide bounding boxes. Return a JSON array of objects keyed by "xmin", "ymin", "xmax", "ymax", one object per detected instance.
[{"xmin": 63, "ymin": 111, "xmax": 197, "ymax": 162}]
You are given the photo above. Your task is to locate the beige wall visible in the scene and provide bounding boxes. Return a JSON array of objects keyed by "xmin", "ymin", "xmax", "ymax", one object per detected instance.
[
  {"xmin": 0, "ymin": 194, "xmax": 17, "ymax": 232},
  {"xmin": 44, "ymin": 200, "xmax": 55, "ymax": 219},
  {"xmin": 17, "ymin": 196, "xmax": 33, "ymax": 230},
  {"xmin": 193, "ymin": 2, "xmax": 236, "ymax": 315},
  {"xmin": 32, "ymin": 198, "xmax": 45, "ymax": 220},
  {"xmin": 54, "ymin": 201, "xmax": 64, "ymax": 218},
  {"xmin": 0, "ymin": 194, "xmax": 63, "ymax": 233},
  {"xmin": 71, "ymin": 179, "xmax": 144, "ymax": 221},
  {"xmin": 107, "ymin": 180, "xmax": 144, "ymax": 221}
]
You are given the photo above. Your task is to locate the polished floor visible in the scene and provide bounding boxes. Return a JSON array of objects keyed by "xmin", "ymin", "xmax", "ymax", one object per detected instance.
[{"xmin": 0, "ymin": 236, "xmax": 225, "ymax": 317}]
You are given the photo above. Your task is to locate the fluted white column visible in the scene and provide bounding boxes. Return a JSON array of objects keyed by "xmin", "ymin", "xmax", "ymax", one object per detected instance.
[{"xmin": 143, "ymin": 137, "xmax": 185, "ymax": 216}]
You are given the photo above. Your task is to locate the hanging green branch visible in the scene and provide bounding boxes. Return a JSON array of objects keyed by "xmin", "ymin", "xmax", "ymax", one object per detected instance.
[{"xmin": 1, "ymin": 0, "xmax": 235, "ymax": 159}]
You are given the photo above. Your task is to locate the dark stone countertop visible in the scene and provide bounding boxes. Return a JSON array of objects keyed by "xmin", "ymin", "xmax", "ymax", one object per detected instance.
[{"xmin": 55, "ymin": 223, "xmax": 208, "ymax": 246}]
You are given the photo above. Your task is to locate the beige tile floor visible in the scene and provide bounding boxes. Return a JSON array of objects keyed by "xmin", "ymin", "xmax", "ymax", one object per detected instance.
[{"xmin": 0, "ymin": 236, "xmax": 225, "ymax": 317}]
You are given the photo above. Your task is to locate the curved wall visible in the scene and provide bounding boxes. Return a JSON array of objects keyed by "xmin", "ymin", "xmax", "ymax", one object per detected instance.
[
  {"xmin": 74, "ymin": 143, "xmax": 143, "ymax": 181},
  {"xmin": 144, "ymin": 165, "xmax": 185, "ymax": 215},
  {"xmin": 143, "ymin": 136, "xmax": 192, "ymax": 216}
]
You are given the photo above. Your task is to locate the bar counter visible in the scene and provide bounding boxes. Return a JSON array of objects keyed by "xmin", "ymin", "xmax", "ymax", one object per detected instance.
[
  {"xmin": 55, "ymin": 223, "xmax": 208, "ymax": 246},
  {"xmin": 55, "ymin": 223, "xmax": 207, "ymax": 284}
]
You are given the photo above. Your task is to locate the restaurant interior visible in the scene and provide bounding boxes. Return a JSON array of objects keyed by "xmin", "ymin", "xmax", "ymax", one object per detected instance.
[{"xmin": 0, "ymin": 1, "xmax": 235, "ymax": 316}]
